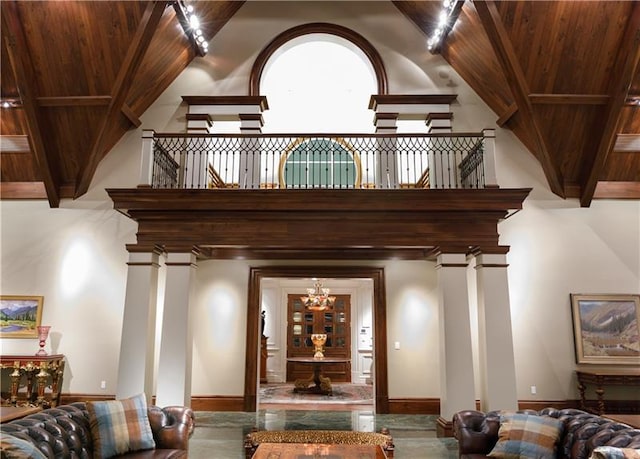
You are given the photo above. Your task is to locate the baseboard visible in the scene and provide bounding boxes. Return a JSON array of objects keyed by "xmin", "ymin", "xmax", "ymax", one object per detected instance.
[
  {"xmin": 190, "ymin": 395, "xmax": 245, "ymax": 411},
  {"xmin": 388, "ymin": 398, "xmax": 440, "ymax": 414},
  {"xmin": 517, "ymin": 400, "xmax": 578, "ymax": 410},
  {"xmin": 60, "ymin": 394, "xmax": 115, "ymax": 404},
  {"xmin": 436, "ymin": 416, "xmax": 453, "ymax": 438}
]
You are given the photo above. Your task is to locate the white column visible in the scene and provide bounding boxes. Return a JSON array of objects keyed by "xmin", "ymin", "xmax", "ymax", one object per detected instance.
[
  {"xmin": 482, "ymin": 129, "xmax": 498, "ymax": 187},
  {"xmin": 155, "ymin": 250, "xmax": 198, "ymax": 407},
  {"xmin": 373, "ymin": 113, "xmax": 398, "ymax": 188},
  {"xmin": 436, "ymin": 253, "xmax": 476, "ymax": 424},
  {"xmin": 116, "ymin": 246, "xmax": 162, "ymax": 402},
  {"xmin": 474, "ymin": 251, "xmax": 518, "ymax": 412},
  {"xmin": 139, "ymin": 130, "xmax": 155, "ymax": 186},
  {"xmin": 239, "ymin": 114, "xmax": 263, "ymax": 189}
]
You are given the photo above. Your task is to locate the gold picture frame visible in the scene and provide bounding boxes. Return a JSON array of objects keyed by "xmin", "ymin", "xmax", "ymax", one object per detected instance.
[
  {"xmin": 570, "ymin": 293, "xmax": 640, "ymax": 365},
  {"xmin": 0, "ymin": 295, "xmax": 44, "ymax": 338}
]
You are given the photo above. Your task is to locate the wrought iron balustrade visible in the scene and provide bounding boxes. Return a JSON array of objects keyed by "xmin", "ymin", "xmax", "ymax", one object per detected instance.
[{"xmin": 141, "ymin": 132, "xmax": 495, "ymax": 190}]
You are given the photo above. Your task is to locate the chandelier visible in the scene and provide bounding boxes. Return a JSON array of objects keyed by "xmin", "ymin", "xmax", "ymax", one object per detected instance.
[{"xmin": 301, "ymin": 280, "xmax": 336, "ymax": 311}]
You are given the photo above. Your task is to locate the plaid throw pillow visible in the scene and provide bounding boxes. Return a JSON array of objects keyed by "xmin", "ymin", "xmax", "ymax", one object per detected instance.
[
  {"xmin": 87, "ymin": 393, "xmax": 156, "ymax": 458},
  {"xmin": 1, "ymin": 435, "xmax": 47, "ymax": 459},
  {"xmin": 488, "ymin": 413, "xmax": 564, "ymax": 459},
  {"xmin": 591, "ymin": 447, "xmax": 640, "ymax": 459}
]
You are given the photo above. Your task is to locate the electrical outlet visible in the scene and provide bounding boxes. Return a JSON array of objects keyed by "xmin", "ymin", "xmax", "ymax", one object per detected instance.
[
  {"xmin": 394, "ymin": 341, "xmax": 400, "ymax": 350},
  {"xmin": 100, "ymin": 380, "xmax": 106, "ymax": 390},
  {"xmin": 530, "ymin": 385, "xmax": 537, "ymax": 395}
]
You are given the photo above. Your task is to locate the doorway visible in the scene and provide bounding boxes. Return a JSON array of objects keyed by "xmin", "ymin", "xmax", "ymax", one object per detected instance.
[{"xmin": 243, "ymin": 266, "xmax": 389, "ymax": 413}]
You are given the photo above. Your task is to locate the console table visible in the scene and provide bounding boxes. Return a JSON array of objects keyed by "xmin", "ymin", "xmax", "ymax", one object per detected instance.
[
  {"xmin": 0, "ymin": 354, "xmax": 65, "ymax": 407},
  {"xmin": 287, "ymin": 357, "xmax": 351, "ymax": 395},
  {"xmin": 576, "ymin": 369, "xmax": 640, "ymax": 415}
]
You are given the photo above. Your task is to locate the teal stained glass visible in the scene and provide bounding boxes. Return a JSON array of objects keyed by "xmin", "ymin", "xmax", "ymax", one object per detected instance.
[{"xmin": 284, "ymin": 139, "xmax": 356, "ymax": 188}]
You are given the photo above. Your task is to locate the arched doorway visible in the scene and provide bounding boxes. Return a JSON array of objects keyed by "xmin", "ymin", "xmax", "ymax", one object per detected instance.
[{"xmin": 243, "ymin": 266, "xmax": 389, "ymax": 413}]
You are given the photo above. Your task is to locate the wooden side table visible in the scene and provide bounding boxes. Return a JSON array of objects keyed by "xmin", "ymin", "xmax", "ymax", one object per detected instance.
[
  {"xmin": 576, "ymin": 369, "xmax": 640, "ymax": 415},
  {"xmin": 0, "ymin": 354, "xmax": 65, "ymax": 408}
]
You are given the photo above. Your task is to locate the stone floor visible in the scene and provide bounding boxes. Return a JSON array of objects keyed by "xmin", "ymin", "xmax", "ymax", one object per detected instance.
[{"xmin": 190, "ymin": 409, "xmax": 459, "ymax": 458}]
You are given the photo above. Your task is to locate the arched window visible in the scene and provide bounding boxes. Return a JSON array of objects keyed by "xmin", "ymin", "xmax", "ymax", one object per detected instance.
[{"xmin": 280, "ymin": 138, "xmax": 361, "ymax": 188}]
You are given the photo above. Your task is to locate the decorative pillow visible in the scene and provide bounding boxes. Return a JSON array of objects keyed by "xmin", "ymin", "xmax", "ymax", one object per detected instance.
[
  {"xmin": 590, "ymin": 447, "xmax": 640, "ymax": 459},
  {"xmin": 0, "ymin": 435, "xmax": 47, "ymax": 459},
  {"xmin": 87, "ymin": 393, "xmax": 156, "ymax": 458},
  {"xmin": 488, "ymin": 413, "xmax": 564, "ymax": 459}
]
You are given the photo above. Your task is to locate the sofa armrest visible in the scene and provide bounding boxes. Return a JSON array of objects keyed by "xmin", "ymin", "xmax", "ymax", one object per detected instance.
[
  {"xmin": 453, "ymin": 410, "xmax": 500, "ymax": 457},
  {"xmin": 147, "ymin": 406, "xmax": 195, "ymax": 450}
]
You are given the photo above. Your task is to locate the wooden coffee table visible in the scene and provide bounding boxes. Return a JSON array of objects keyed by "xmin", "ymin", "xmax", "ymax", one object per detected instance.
[{"xmin": 253, "ymin": 442, "xmax": 387, "ymax": 458}]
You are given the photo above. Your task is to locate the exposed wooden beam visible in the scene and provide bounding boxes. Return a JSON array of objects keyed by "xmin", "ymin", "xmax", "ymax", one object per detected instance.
[
  {"xmin": 37, "ymin": 96, "xmax": 112, "ymax": 107},
  {"xmin": 581, "ymin": 3, "xmax": 640, "ymax": 207},
  {"xmin": 593, "ymin": 181, "xmax": 640, "ymax": 200},
  {"xmin": 121, "ymin": 103, "xmax": 142, "ymax": 128},
  {"xmin": 474, "ymin": 1, "xmax": 564, "ymax": 197},
  {"xmin": 75, "ymin": 1, "xmax": 166, "ymax": 197},
  {"xmin": 1, "ymin": 1, "xmax": 59, "ymax": 207},
  {"xmin": 0, "ymin": 182, "xmax": 47, "ymax": 199},
  {"xmin": 529, "ymin": 94, "xmax": 609, "ymax": 105},
  {"xmin": 496, "ymin": 103, "xmax": 517, "ymax": 127}
]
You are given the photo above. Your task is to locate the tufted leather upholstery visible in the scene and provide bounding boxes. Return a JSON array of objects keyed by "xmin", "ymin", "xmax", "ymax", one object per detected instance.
[
  {"xmin": 452, "ymin": 408, "xmax": 640, "ymax": 459},
  {"xmin": 0, "ymin": 402, "xmax": 195, "ymax": 459}
]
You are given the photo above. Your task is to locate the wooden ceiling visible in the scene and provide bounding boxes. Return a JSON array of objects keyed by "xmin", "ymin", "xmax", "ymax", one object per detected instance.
[{"xmin": 1, "ymin": 1, "xmax": 638, "ymax": 207}]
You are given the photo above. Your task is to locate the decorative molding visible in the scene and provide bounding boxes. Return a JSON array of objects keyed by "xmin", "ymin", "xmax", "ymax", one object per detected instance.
[
  {"xmin": 191, "ymin": 395, "xmax": 245, "ymax": 411},
  {"xmin": 182, "ymin": 95, "xmax": 269, "ymax": 111},
  {"xmin": 369, "ymin": 94, "xmax": 457, "ymax": 110},
  {"xmin": 249, "ymin": 23, "xmax": 388, "ymax": 96},
  {"xmin": 436, "ymin": 416, "xmax": 453, "ymax": 437},
  {"xmin": 388, "ymin": 398, "xmax": 440, "ymax": 415}
]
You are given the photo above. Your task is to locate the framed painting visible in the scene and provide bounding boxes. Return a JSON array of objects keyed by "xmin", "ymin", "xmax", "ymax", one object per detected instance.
[
  {"xmin": 570, "ymin": 294, "xmax": 640, "ymax": 365},
  {"xmin": 0, "ymin": 295, "xmax": 44, "ymax": 338}
]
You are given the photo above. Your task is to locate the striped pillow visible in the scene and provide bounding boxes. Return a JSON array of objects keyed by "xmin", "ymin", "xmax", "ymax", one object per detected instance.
[
  {"xmin": 87, "ymin": 393, "xmax": 156, "ymax": 458},
  {"xmin": 488, "ymin": 413, "xmax": 564, "ymax": 459}
]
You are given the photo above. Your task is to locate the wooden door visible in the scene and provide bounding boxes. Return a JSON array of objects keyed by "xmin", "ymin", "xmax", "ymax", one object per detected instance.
[{"xmin": 286, "ymin": 294, "xmax": 351, "ymax": 382}]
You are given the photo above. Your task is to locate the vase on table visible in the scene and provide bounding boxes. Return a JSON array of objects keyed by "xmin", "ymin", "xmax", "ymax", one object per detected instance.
[
  {"xmin": 311, "ymin": 333, "xmax": 327, "ymax": 358},
  {"xmin": 36, "ymin": 326, "xmax": 51, "ymax": 356}
]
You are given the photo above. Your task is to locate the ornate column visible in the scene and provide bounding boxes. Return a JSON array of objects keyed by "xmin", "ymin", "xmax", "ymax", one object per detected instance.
[
  {"xmin": 182, "ymin": 96, "xmax": 269, "ymax": 189},
  {"xmin": 435, "ymin": 252, "xmax": 476, "ymax": 437},
  {"xmin": 473, "ymin": 249, "xmax": 518, "ymax": 412},
  {"xmin": 116, "ymin": 245, "xmax": 162, "ymax": 401},
  {"xmin": 155, "ymin": 249, "xmax": 198, "ymax": 407},
  {"xmin": 370, "ymin": 94, "xmax": 457, "ymax": 189}
]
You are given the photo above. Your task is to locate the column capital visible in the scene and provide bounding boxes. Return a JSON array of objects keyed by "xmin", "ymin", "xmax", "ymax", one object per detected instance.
[
  {"xmin": 435, "ymin": 252, "xmax": 468, "ymax": 268},
  {"xmin": 126, "ymin": 244, "xmax": 164, "ymax": 255}
]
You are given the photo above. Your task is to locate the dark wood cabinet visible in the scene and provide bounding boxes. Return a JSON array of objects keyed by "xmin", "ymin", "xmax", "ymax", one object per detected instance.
[{"xmin": 286, "ymin": 294, "xmax": 351, "ymax": 382}]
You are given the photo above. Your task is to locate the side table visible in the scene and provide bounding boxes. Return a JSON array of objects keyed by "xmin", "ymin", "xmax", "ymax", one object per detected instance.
[{"xmin": 0, "ymin": 354, "xmax": 65, "ymax": 408}]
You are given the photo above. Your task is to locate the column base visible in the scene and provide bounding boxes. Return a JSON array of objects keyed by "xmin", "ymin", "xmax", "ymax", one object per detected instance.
[{"xmin": 436, "ymin": 416, "xmax": 454, "ymax": 438}]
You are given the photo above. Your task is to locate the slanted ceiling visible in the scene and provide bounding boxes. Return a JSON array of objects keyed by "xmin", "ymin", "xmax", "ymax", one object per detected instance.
[{"xmin": 1, "ymin": 1, "xmax": 638, "ymax": 207}]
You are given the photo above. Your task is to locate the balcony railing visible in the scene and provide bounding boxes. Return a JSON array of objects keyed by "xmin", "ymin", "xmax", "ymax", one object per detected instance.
[{"xmin": 139, "ymin": 131, "xmax": 497, "ymax": 190}]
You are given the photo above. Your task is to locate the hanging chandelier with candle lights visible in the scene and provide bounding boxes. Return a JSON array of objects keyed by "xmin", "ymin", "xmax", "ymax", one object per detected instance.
[{"xmin": 301, "ymin": 280, "xmax": 336, "ymax": 311}]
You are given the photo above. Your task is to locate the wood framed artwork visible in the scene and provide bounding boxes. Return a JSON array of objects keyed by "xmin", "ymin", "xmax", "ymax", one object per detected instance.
[
  {"xmin": 0, "ymin": 295, "xmax": 44, "ymax": 338},
  {"xmin": 570, "ymin": 294, "xmax": 640, "ymax": 365}
]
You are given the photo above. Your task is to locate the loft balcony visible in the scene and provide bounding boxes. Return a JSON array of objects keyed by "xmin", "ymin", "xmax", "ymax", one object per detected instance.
[
  {"xmin": 108, "ymin": 128, "xmax": 530, "ymax": 260},
  {"xmin": 140, "ymin": 130, "xmax": 498, "ymax": 191}
]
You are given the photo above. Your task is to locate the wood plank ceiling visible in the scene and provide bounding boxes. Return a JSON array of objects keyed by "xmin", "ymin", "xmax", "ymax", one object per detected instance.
[{"xmin": 1, "ymin": 1, "xmax": 638, "ymax": 207}]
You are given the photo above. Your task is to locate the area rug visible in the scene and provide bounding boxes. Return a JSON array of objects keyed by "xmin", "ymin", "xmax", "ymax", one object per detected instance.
[{"xmin": 259, "ymin": 383, "xmax": 373, "ymax": 405}]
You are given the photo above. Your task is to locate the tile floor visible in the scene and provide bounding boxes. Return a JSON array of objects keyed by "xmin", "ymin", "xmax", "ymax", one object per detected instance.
[{"xmin": 190, "ymin": 409, "xmax": 459, "ymax": 458}]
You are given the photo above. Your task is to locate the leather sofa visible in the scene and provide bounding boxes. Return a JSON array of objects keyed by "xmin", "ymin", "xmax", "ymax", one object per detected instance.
[
  {"xmin": 0, "ymin": 402, "xmax": 195, "ymax": 458},
  {"xmin": 453, "ymin": 408, "xmax": 640, "ymax": 459}
]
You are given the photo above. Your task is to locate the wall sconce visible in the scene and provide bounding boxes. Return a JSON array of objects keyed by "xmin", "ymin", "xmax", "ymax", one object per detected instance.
[
  {"xmin": 172, "ymin": 0, "xmax": 208, "ymax": 56},
  {"xmin": 427, "ymin": 0, "xmax": 465, "ymax": 53}
]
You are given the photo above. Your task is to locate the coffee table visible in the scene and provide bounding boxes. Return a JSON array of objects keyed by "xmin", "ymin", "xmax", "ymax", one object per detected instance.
[{"xmin": 252, "ymin": 442, "xmax": 387, "ymax": 458}]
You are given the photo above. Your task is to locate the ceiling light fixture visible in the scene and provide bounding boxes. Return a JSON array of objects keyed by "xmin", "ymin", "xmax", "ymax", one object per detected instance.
[
  {"xmin": 301, "ymin": 280, "xmax": 336, "ymax": 312},
  {"xmin": 427, "ymin": 0, "xmax": 465, "ymax": 53},
  {"xmin": 172, "ymin": 0, "xmax": 208, "ymax": 56},
  {"xmin": 0, "ymin": 98, "xmax": 22, "ymax": 109}
]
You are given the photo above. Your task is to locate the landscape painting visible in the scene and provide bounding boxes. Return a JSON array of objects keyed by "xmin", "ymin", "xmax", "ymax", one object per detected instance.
[
  {"xmin": 571, "ymin": 294, "xmax": 640, "ymax": 364},
  {"xmin": 0, "ymin": 296, "xmax": 44, "ymax": 338}
]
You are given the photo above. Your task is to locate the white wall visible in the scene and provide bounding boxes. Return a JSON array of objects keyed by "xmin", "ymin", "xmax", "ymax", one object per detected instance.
[{"xmin": 1, "ymin": 1, "xmax": 638, "ymax": 404}]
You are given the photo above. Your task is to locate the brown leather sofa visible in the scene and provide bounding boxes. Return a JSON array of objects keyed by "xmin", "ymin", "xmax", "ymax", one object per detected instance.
[
  {"xmin": 0, "ymin": 402, "xmax": 195, "ymax": 458},
  {"xmin": 453, "ymin": 408, "xmax": 640, "ymax": 459}
]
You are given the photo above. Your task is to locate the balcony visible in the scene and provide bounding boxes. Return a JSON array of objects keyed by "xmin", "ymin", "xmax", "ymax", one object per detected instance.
[
  {"xmin": 140, "ymin": 131, "xmax": 498, "ymax": 191},
  {"xmin": 108, "ymin": 128, "xmax": 529, "ymax": 260}
]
